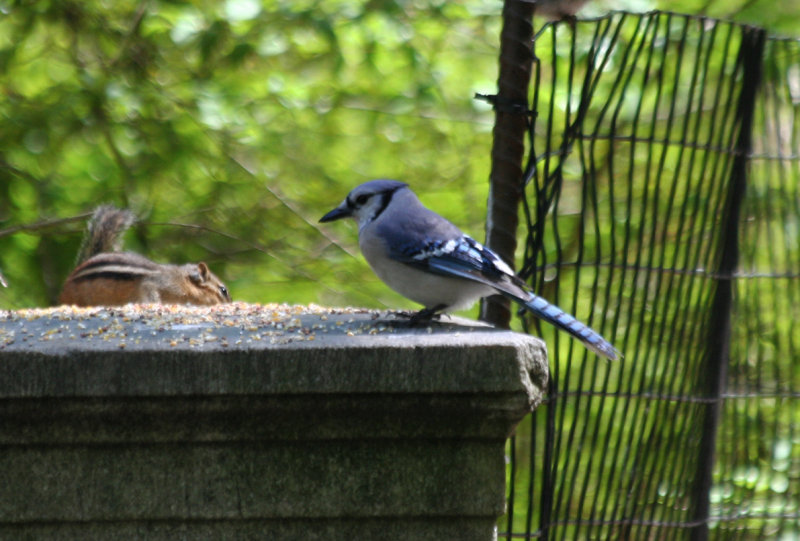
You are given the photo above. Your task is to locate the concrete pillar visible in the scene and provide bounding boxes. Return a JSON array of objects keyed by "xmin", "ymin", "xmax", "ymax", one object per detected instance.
[{"xmin": 0, "ymin": 304, "xmax": 548, "ymax": 540}]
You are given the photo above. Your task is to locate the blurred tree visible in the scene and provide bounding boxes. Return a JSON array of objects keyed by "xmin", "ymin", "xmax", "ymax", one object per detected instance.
[
  {"xmin": 0, "ymin": 0, "xmax": 798, "ymax": 309},
  {"xmin": 0, "ymin": 0, "xmax": 501, "ymax": 308}
]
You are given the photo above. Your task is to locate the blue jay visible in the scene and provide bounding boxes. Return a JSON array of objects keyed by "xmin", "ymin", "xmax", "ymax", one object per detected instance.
[{"xmin": 320, "ymin": 179, "xmax": 619, "ymax": 360}]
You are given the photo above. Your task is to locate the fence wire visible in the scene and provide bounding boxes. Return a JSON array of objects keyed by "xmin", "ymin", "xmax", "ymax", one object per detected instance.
[{"xmin": 500, "ymin": 11, "xmax": 800, "ymax": 540}]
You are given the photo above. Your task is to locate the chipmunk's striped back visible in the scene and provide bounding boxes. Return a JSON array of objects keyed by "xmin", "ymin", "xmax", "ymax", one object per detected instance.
[{"xmin": 67, "ymin": 252, "xmax": 162, "ymax": 282}]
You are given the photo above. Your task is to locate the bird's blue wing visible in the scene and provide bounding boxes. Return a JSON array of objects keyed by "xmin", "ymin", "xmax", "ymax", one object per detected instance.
[
  {"xmin": 388, "ymin": 234, "xmax": 518, "ymax": 284},
  {"xmin": 386, "ymin": 232, "xmax": 620, "ymax": 360}
]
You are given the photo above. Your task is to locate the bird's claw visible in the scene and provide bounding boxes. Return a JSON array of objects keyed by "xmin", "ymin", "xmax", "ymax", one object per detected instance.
[{"xmin": 394, "ymin": 305, "xmax": 447, "ymax": 327}]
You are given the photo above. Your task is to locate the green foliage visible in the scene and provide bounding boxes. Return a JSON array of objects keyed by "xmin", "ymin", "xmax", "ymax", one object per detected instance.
[{"xmin": 0, "ymin": 0, "xmax": 499, "ymax": 309}]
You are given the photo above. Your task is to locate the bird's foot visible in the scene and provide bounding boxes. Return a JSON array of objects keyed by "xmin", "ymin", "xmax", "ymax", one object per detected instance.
[{"xmin": 396, "ymin": 305, "xmax": 448, "ymax": 327}]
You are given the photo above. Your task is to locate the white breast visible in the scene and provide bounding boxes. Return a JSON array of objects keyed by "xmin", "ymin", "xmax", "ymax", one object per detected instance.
[{"xmin": 359, "ymin": 233, "xmax": 494, "ymax": 311}]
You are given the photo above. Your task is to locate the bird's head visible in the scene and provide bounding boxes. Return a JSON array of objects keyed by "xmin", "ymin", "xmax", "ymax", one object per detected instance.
[{"xmin": 320, "ymin": 179, "xmax": 408, "ymax": 229}]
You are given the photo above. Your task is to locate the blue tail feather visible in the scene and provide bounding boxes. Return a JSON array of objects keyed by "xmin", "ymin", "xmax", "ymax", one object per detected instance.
[{"xmin": 520, "ymin": 293, "xmax": 620, "ymax": 361}]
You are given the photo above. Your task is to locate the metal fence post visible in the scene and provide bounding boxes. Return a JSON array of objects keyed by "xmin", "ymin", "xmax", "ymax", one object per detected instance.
[{"xmin": 690, "ymin": 25, "xmax": 766, "ymax": 541}]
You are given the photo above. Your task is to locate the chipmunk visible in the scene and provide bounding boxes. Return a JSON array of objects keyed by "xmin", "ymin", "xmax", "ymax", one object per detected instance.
[{"xmin": 58, "ymin": 205, "xmax": 231, "ymax": 307}]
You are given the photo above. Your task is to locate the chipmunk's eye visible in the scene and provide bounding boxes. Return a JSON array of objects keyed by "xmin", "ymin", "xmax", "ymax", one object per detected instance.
[{"xmin": 219, "ymin": 285, "xmax": 228, "ymax": 298}]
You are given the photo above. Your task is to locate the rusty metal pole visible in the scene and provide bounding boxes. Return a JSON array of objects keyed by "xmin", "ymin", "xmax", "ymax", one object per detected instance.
[{"xmin": 480, "ymin": 0, "xmax": 536, "ymax": 328}]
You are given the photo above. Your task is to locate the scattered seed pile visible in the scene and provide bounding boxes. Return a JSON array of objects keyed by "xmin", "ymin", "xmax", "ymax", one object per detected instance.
[
  {"xmin": 0, "ymin": 303, "xmax": 481, "ymax": 352},
  {"xmin": 0, "ymin": 303, "xmax": 404, "ymax": 351}
]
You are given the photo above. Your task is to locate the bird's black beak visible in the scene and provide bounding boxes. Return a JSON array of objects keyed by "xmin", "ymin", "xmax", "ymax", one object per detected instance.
[{"xmin": 319, "ymin": 203, "xmax": 351, "ymax": 223}]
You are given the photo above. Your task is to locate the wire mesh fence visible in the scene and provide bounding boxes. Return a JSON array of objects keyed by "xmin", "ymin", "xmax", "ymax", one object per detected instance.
[{"xmin": 500, "ymin": 11, "xmax": 799, "ymax": 540}]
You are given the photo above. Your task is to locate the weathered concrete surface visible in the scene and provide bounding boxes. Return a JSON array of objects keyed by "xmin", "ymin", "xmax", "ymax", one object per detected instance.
[{"xmin": 0, "ymin": 303, "xmax": 548, "ymax": 541}]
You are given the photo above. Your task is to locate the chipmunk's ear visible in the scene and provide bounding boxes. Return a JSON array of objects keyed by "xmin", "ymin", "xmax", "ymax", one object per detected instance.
[
  {"xmin": 197, "ymin": 262, "xmax": 211, "ymax": 280},
  {"xmin": 189, "ymin": 262, "xmax": 211, "ymax": 285}
]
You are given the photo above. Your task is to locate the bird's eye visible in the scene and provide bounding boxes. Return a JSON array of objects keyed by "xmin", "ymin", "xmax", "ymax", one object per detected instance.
[{"xmin": 355, "ymin": 194, "xmax": 370, "ymax": 206}]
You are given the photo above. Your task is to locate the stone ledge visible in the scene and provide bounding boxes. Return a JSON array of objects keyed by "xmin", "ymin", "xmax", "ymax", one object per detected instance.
[{"xmin": 0, "ymin": 303, "xmax": 548, "ymax": 541}]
